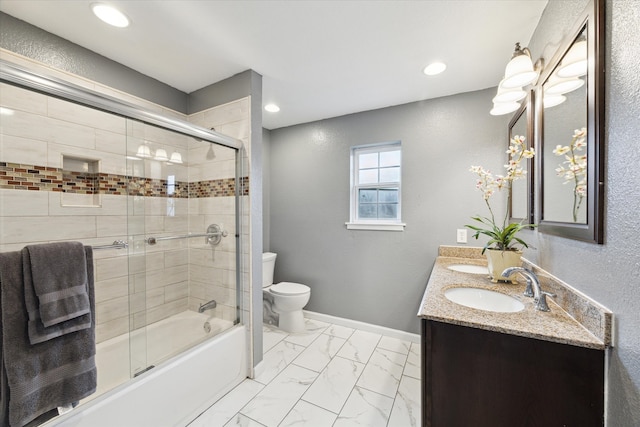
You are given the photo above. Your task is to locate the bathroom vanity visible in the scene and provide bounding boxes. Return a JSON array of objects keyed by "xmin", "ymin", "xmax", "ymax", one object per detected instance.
[{"xmin": 418, "ymin": 246, "xmax": 612, "ymax": 427}]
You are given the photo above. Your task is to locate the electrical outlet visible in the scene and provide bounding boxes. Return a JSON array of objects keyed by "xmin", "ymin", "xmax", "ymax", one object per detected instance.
[{"xmin": 456, "ymin": 228, "xmax": 467, "ymax": 244}]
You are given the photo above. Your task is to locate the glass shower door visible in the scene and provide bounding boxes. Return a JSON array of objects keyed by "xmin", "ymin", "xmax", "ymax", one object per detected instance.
[{"xmin": 125, "ymin": 118, "xmax": 240, "ymax": 377}]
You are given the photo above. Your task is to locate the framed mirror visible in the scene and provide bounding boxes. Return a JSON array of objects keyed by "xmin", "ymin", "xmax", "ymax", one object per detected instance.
[
  {"xmin": 537, "ymin": 0, "xmax": 604, "ymax": 243},
  {"xmin": 508, "ymin": 90, "xmax": 535, "ymax": 225}
]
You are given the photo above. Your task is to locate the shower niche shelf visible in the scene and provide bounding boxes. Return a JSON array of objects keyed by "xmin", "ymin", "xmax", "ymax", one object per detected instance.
[{"xmin": 61, "ymin": 155, "xmax": 101, "ymax": 207}]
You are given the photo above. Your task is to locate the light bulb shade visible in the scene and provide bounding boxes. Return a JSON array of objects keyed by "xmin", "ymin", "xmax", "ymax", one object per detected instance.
[
  {"xmin": 169, "ymin": 152, "xmax": 183, "ymax": 164},
  {"xmin": 544, "ymin": 75, "xmax": 585, "ymax": 95},
  {"xmin": 154, "ymin": 148, "xmax": 169, "ymax": 161},
  {"xmin": 502, "ymin": 53, "xmax": 538, "ymax": 88},
  {"xmin": 543, "ymin": 94, "xmax": 567, "ymax": 109},
  {"xmin": 493, "ymin": 81, "xmax": 527, "ymax": 103},
  {"xmin": 490, "ymin": 102, "xmax": 521, "ymax": 116},
  {"xmin": 557, "ymin": 40, "xmax": 588, "ymax": 78},
  {"xmin": 136, "ymin": 145, "xmax": 152, "ymax": 158}
]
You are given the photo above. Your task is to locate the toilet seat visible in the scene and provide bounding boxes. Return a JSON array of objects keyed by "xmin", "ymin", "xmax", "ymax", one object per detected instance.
[{"xmin": 270, "ymin": 282, "xmax": 309, "ymax": 296}]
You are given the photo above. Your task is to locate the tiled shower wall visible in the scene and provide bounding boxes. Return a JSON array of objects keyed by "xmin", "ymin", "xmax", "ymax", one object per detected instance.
[
  {"xmin": 188, "ymin": 97, "xmax": 251, "ymax": 338},
  {"xmin": 0, "ymin": 52, "xmax": 250, "ymax": 344}
]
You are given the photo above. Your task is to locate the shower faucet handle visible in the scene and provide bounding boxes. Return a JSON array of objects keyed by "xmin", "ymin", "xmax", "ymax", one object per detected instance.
[{"xmin": 206, "ymin": 224, "xmax": 227, "ymax": 246}]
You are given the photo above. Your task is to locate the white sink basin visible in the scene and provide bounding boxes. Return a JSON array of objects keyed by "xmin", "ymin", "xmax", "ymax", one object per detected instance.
[
  {"xmin": 444, "ymin": 287, "xmax": 524, "ymax": 313},
  {"xmin": 447, "ymin": 264, "xmax": 489, "ymax": 275}
]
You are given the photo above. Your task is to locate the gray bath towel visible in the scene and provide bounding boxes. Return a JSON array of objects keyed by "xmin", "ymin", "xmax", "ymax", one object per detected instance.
[
  {"xmin": 24, "ymin": 242, "xmax": 90, "ymax": 328},
  {"xmin": 23, "ymin": 247, "xmax": 91, "ymax": 345},
  {"xmin": 0, "ymin": 247, "xmax": 97, "ymax": 427}
]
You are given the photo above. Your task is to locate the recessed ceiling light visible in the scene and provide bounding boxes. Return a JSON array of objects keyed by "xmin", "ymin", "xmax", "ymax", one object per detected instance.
[
  {"xmin": 423, "ymin": 62, "xmax": 447, "ymax": 76},
  {"xmin": 264, "ymin": 104, "xmax": 280, "ymax": 113},
  {"xmin": 91, "ymin": 3, "xmax": 130, "ymax": 28}
]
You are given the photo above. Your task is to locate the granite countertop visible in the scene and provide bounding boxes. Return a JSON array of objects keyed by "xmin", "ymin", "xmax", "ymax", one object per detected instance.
[{"xmin": 418, "ymin": 247, "xmax": 609, "ymax": 350}]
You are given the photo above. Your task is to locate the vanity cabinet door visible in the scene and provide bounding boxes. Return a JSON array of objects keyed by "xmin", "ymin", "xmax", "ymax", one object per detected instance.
[{"xmin": 422, "ymin": 319, "xmax": 604, "ymax": 427}]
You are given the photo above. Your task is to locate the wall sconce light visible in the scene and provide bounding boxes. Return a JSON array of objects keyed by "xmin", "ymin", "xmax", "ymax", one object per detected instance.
[
  {"xmin": 544, "ymin": 75, "xmax": 585, "ymax": 95},
  {"xmin": 169, "ymin": 152, "xmax": 183, "ymax": 164},
  {"xmin": 543, "ymin": 94, "xmax": 566, "ymax": 109},
  {"xmin": 490, "ymin": 102, "xmax": 521, "ymax": 116},
  {"xmin": 136, "ymin": 144, "xmax": 152, "ymax": 158},
  {"xmin": 490, "ymin": 43, "xmax": 543, "ymax": 116},
  {"xmin": 557, "ymin": 36, "xmax": 587, "ymax": 78},
  {"xmin": 502, "ymin": 43, "xmax": 539, "ymax": 88},
  {"xmin": 493, "ymin": 79, "xmax": 527, "ymax": 103},
  {"xmin": 154, "ymin": 148, "xmax": 169, "ymax": 162}
]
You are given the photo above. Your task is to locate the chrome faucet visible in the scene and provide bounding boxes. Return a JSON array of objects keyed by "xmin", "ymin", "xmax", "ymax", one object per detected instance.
[
  {"xmin": 501, "ymin": 267, "xmax": 556, "ymax": 312},
  {"xmin": 198, "ymin": 299, "xmax": 217, "ymax": 313}
]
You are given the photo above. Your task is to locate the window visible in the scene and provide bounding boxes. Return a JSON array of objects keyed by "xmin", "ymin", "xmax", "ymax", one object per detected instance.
[{"xmin": 347, "ymin": 142, "xmax": 405, "ymax": 231}]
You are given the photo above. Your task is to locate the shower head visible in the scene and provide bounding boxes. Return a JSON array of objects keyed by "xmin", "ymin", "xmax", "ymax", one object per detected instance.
[
  {"xmin": 192, "ymin": 127, "xmax": 217, "ymax": 159},
  {"xmin": 206, "ymin": 144, "xmax": 216, "ymax": 160},
  {"xmin": 206, "ymin": 127, "xmax": 216, "ymax": 159}
]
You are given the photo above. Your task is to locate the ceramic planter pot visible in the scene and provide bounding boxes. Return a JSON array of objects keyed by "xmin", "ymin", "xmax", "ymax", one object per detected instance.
[{"xmin": 485, "ymin": 249, "xmax": 522, "ymax": 283}]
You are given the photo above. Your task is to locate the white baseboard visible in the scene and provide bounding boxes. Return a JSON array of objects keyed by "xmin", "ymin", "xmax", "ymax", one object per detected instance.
[{"xmin": 303, "ymin": 310, "xmax": 420, "ymax": 343}]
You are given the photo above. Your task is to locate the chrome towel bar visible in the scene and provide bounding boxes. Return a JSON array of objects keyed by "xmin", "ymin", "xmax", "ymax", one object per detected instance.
[
  {"xmin": 92, "ymin": 240, "xmax": 128, "ymax": 250},
  {"xmin": 147, "ymin": 224, "xmax": 228, "ymax": 246},
  {"xmin": 91, "ymin": 224, "xmax": 227, "ymax": 250}
]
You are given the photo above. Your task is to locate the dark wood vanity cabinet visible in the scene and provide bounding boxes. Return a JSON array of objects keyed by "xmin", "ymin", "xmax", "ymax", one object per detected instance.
[{"xmin": 421, "ymin": 319, "xmax": 604, "ymax": 427}]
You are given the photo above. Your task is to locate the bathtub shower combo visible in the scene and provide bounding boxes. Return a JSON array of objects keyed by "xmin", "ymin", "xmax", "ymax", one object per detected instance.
[{"xmin": 0, "ymin": 60, "xmax": 250, "ymax": 426}]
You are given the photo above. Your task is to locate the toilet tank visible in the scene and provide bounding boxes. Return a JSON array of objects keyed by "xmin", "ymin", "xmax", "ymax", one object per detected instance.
[{"xmin": 262, "ymin": 252, "xmax": 277, "ymax": 288}]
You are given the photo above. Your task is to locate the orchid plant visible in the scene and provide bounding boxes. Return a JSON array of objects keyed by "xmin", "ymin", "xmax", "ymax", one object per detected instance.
[
  {"xmin": 467, "ymin": 135, "xmax": 535, "ymax": 254},
  {"xmin": 553, "ymin": 128, "xmax": 587, "ymax": 222}
]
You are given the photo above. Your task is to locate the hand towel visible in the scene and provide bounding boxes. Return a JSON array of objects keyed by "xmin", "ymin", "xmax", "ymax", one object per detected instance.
[
  {"xmin": 0, "ymin": 247, "xmax": 97, "ymax": 427},
  {"xmin": 24, "ymin": 242, "xmax": 90, "ymax": 328},
  {"xmin": 23, "ymin": 247, "xmax": 91, "ymax": 345}
]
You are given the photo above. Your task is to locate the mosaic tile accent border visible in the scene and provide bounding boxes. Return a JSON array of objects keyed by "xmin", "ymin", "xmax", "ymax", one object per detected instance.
[{"xmin": 0, "ymin": 162, "xmax": 247, "ymax": 198}]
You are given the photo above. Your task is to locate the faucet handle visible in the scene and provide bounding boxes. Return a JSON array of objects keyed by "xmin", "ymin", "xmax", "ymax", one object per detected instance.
[
  {"xmin": 535, "ymin": 291, "xmax": 556, "ymax": 312},
  {"xmin": 523, "ymin": 277, "xmax": 534, "ymax": 298}
]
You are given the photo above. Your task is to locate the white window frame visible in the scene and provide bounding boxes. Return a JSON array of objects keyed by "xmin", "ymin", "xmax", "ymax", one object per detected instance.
[{"xmin": 346, "ymin": 142, "xmax": 406, "ymax": 231}]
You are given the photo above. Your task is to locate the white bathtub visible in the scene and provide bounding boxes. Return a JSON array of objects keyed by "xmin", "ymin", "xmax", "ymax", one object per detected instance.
[{"xmin": 46, "ymin": 311, "xmax": 247, "ymax": 427}]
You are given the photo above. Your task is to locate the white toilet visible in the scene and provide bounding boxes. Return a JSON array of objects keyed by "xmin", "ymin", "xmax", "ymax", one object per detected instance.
[{"xmin": 262, "ymin": 252, "xmax": 310, "ymax": 333}]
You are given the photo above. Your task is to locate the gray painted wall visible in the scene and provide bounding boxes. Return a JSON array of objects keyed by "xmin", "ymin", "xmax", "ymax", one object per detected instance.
[
  {"xmin": 523, "ymin": 0, "xmax": 640, "ymax": 424},
  {"xmin": 0, "ymin": 12, "xmax": 188, "ymax": 113},
  {"xmin": 268, "ymin": 89, "xmax": 511, "ymax": 334},
  {"xmin": 188, "ymin": 70, "xmax": 254, "ymax": 114}
]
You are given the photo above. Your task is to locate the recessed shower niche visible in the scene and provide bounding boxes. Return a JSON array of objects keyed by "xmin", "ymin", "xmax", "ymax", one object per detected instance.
[{"xmin": 61, "ymin": 155, "xmax": 101, "ymax": 207}]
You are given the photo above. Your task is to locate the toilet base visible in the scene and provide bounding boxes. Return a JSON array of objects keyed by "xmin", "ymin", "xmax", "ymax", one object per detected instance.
[{"xmin": 276, "ymin": 309, "xmax": 305, "ymax": 333}]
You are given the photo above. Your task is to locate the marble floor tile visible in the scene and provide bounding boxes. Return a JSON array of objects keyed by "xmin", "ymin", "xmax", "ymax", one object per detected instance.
[
  {"xmin": 223, "ymin": 413, "xmax": 266, "ymax": 427},
  {"xmin": 188, "ymin": 316, "xmax": 422, "ymax": 427},
  {"xmin": 302, "ymin": 356, "xmax": 365, "ymax": 414},
  {"xmin": 356, "ymin": 347, "xmax": 407, "ymax": 398},
  {"xmin": 388, "ymin": 375, "xmax": 421, "ymax": 427},
  {"xmin": 188, "ymin": 379, "xmax": 263, "ymax": 426},
  {"xmin": 335, "ymin": 329, "xmax": 381, "ymax": 364},
  {"xmin": 255, "ymin": 340, "xmax": 306, "ymax": 385},
  {"xmin": 377, "ymin": 335, "xmax": 411, "ymax": 355},
  {"xmin": 324, "ymin": 323, "xmax": 355, "ymax": 340},
  {"xmin": 278, "ymin": 400, "xmax": 337, "ymax": 427},
  {"xmin": 262, "ymin": 325, "xmax": 288, "ymax": 353},
  {"xmin": 403, "ymin": 341, "xmax": 421, "ymax": 379},
  {"xmin": 283, "ymin": 318, "xmax": 330, "ymax": 347},
  {"xmin": 333, "ymin": 386, "xmax": 394, "ymax": 427},
  {"xmin": 240, "ymin": 364, "xmax": 318, "ymax": 427},
  {"xmin": 292, "ymin": 333, "xmax": 347, "ymax": 373}
]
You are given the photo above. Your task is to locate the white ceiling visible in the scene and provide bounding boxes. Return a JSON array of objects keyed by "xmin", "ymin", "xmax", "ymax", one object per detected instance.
[{"xmin": 0, "ymin": 0, "xmax": 547, "ymax": 130}]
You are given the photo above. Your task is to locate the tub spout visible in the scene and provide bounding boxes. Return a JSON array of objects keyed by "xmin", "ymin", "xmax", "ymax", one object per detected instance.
[{"xmin": 198, "ymin": 300, "xmax": 217, "ymax": 313}]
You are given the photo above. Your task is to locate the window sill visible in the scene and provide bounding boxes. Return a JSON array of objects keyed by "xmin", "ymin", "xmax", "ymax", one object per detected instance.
[{"xmin": 345, "ymin": 222, "xmax": 406, "ymax": 231}]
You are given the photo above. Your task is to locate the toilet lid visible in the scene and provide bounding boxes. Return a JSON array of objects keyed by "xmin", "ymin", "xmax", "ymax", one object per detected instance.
[{"xmin": 270, "ymin": 282, "xmax": 310, "ymax": 296}]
